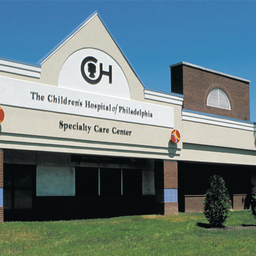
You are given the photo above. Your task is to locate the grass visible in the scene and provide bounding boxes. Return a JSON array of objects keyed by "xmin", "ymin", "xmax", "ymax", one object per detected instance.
[{"xmin": 0, "ymin": 210, "xmax": 256, "ymax": 255}]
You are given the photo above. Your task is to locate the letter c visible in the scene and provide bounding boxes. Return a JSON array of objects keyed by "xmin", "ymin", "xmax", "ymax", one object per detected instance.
[{"xmin": 81, "ymin": 57, "xmax": 102, "ymax": 85}]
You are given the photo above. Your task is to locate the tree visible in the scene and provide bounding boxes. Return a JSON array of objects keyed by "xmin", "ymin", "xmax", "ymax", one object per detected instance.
[{"xmin": 204, "ymin": 175, "xmax": 231, "ymax": 227}]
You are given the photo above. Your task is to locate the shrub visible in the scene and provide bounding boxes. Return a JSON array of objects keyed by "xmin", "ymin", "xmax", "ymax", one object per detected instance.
[
  {"xmin": 252, "ymin": 187, "xmax": 256, "ymax": 219},
  {"xmin": 204, "ymin": 175, "xmax": 231, "ymax": 227}
]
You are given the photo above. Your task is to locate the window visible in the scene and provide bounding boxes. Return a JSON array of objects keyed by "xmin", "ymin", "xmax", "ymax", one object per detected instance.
[
  {"xmin": 100, "ymin": 168, "xmax": 121, "ymax": 196},
  {"xmin": 36, "ymin": 166, "xmax": 75, "ymax": 196},
  {"xmin": 4, "ymin": 164, "xmax": 35, "ymax": 210},
  {"xmin": 76, "ymin": 167, "xmax": 98, "ymax": 196},
  {"xmin": 123, "ymin": 169, "xmax": 142, "ymax": 196},
  {"xmin": 207, "ymin": 88, "xmax": 231, "ymax": 110}
]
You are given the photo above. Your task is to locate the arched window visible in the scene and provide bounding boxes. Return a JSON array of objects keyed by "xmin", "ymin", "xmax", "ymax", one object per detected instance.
[{"xmin": 207, "ymin": 88, "xmax": 231, "ymax": 110}]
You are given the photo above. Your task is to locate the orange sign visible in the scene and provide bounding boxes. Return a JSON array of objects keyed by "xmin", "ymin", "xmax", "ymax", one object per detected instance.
[
  {"xmin": 171, "ymin": 129, "xmax": 180, "ymax": 144},
  {"xmin": 0, "ymin": 107, "xmax": 4, "ymax": 123}
]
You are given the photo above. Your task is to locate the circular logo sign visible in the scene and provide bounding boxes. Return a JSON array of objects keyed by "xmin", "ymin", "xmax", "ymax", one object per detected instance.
[
  {"xmin": 0, "ymin": 107, "xmax": 4, "ymax": 123},
  {"xmin": 58, "ymin": 48, "xmax": 131, "ymax": 99},
  {"xmin": 171, "ymin": 129, "xmax": 180, "ymax": 144},
  {"xmin": 81, "ymin": 56, "xmax": 112, "ymax": 85}
]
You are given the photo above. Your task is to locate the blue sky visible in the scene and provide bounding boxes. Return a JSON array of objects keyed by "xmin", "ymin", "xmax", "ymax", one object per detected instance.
[{"xmin": 1, "ymin": 1, "xmax": 256, "ymax": 121}]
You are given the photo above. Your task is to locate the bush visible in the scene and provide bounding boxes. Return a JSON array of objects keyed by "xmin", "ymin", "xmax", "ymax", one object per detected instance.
[
  {"xmin": 252, "ymin": 187, "xmax": 256, "ymax": 219},
  {"xmin": 204, "ymin": 175, "xmax": 231, "ymax": 226}
]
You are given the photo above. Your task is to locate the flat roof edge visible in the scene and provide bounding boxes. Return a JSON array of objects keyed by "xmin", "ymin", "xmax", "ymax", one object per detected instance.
[
  {"xmin": 0, "ymin": 56, "xmax": 41, "ymax": 68},
  {"xmin": 183, "ymin": 109, "xmax": 252, "ymax": 124},
  {"xmin": 170, "ymin": 62, "xmax": 250, "ymax": 83}
]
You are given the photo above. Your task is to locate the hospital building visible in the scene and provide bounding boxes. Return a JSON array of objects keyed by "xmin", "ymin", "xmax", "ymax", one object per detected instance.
[{"xmin": 0, "ymin": 13, "xmax": 255, "ymax": 222}]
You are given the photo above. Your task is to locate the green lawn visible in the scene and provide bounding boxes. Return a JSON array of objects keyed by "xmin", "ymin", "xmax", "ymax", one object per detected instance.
[{"xmin": 0, "ymin": 210, "xmax": 256, "ymax": 255}]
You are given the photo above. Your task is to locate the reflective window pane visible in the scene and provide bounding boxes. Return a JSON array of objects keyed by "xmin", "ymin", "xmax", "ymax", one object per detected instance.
[
  {"xmin": 14, "ymin": 170, "xmax": 33, "ymax": 188},
  {"xmin": 14, "ymin": 190, "xmax": 32, "ymax": 209},
  {"xmin": 4, "ymin": 189, "xmax": 12, "ymax": 210},
  {"xmin": 100, "ymin": 169, "xmax": 121, "ymax": 196}
]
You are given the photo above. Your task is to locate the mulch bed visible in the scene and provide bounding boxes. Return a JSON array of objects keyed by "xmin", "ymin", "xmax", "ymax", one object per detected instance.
[
  {"xmin": 197, "ymin": 222, "xmax": 256, "ymax": 231},
  {"xmin": 208, "ymin": 225, "xmax": 256, "ymax": 231}
]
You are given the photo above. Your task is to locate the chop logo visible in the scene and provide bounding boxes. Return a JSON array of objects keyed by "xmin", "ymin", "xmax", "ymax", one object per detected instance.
[
  {"xmin": 81, "ymin": 56, "xmax": 112, "ymax": 85},
  {"xmin": 0, "ymin": 107, "xmax": 4, "ymax": 123}
]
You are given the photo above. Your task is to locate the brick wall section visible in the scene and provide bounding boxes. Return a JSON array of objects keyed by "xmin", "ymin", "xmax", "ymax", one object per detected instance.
[
  {"xmin": 163, "ymin": 161, "xmax": 178, "ymax": 215},
  {"xmin": 171, "ymin": 64, "xmax": 250, "ymax": 121},
  {"xmin": 164, "ymin": 202, "xmax": 178, "ymax": 215},
  {"xmin": 185, "ymin": 195, "xmax": 205, "ymax": 213},
  {"xmin": 171, "ymin": 65, "xmax": 183, "ymax": 94},
  {"xmin": 233, "ymin": 194, "xmax": 248, "ymax": 210},
  {"xmin": 184, "ymin": 65, "xmax": 250, "ymax": 120},
  {"xmin": 0, "ymin": 207, "xmax": 2, "ymax": 223},
  {"xmin": 164, "ymin": 161, "xmax": 178, "ymax": 189},
  {"xmin": 184, "ymin": 194, "xmax": 250, "ymax": 212}
]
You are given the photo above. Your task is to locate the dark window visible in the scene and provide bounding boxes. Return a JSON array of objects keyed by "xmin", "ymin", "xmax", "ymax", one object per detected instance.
[
  {"xmin": 4, "ymin": 189, "xmax": 12, "ymax": 210},
  {"xmin": 14, "ymin": 190, "xmax": 33, "ymax": 209},
  {"xmin": 100, "ymin": 169, "xmax": 121, "ymax": 196},
  {"xmin": 76, "ymin": 167, "xmax": 98, "ymax": 196},
  {"xmin": 123, "ymin": 169, "xmax": 142, "ymax": 196},
  {"xmin": 4, "ymin": 164, "xmax": 35, "ymax": 210}
]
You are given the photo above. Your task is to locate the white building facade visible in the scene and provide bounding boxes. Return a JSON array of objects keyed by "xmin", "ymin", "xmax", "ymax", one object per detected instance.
[{"xmin": 0, "ymin": 13, "xmax": 255, "ymax": 221}]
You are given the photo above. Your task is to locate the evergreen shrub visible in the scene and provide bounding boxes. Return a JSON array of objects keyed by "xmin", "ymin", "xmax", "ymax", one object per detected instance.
[
  {"xmin": 204, "ymin": 175, "xmax": 231, "ymax": 226},
  {"xmin": 252, "ymin": 187, "xmax": 256, "ymax": 219}
]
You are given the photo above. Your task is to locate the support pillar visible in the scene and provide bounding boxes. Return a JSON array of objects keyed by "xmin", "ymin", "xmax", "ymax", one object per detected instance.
[
  {"xmin": 155, "ymin": 160, "xmax": 178, "ymax": 215},
  {"xmin": 0, "ymin": 150, "xmax": 3, "ymax": 222},
  {"xmin": 163, "ymin": 161, "xmax": 178, "ymax": 215}
]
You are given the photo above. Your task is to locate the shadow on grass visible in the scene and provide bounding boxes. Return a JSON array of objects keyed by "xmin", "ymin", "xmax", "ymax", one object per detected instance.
[
  {"xmin": 242, "ymin": 224, "xmax": 256, "ymax": 227},
  {"xmin": 196, "ymin": 222, "xmax": 225, "ymax": 229},
  {"xmin": 197, "ymin": 222, "xmax": 256, "ymax": 231}
]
